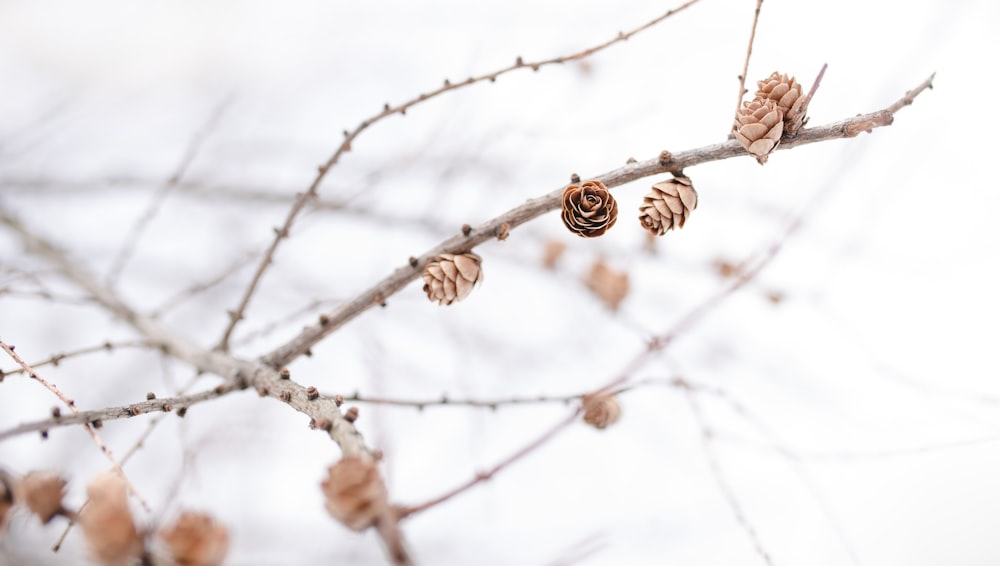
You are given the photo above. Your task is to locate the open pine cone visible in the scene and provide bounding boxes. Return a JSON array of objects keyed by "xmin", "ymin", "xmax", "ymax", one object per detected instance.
[
  {"xmin": 733, "ymin": 98, "xmax": 784, "ymax": 164},
  {"xmin": 561, "ymin": 180, "xmax": 618, "ymax": 237},
  {"xmin": 422, "ymin": 252, "xmax": 483, "ymax": 305},
  {"xmin": 756, "ymin": 71, "xmax": 808, "ymax": 136},
  {"xmin": 639, "ymin": 176, "xmax": 697, "ymax": 236}
]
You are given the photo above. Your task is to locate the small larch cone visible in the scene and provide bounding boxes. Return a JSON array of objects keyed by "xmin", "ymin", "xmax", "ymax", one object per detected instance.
[
  {"xmin": 19, "ymin": 470, "xmax": 69, "ymax": 524},
  {"xmin": 422, "ymin": 252, "xmax": 483, "ymax": 305},
  {"xmin": 561, "ymin": 180, "xmax": 618, "ymax": 237},
  {"xmin": 639, "ymin": 176, "xmax": 697, "ymax": 235},
  {"xmin": 734, "ymin": 98, "xmax": 783, "ymax": 164},
  {"xmin": 582, "ymin": 394, "xmax": 621, "ymax": 430},
  {"xmin": 79, "ymin": 472, "xmax": 143, "ymax": 566},
  {"xmin": 756, "ymin": 71, "xmax": 808, "ymax": 136},
  {"xmin": 585, "ymin": 260, "xmax": 629, "ymax": 311},
  {"xmin": 160, "ymin": 511, "xmax": 230, "ymax": 566},
  {"xmin": 321, "ymin": 457, "xmax": 389, "ymax": 532}
]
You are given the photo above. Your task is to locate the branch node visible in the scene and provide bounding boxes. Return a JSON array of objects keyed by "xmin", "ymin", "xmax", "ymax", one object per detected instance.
[
  {"xmin": 334, "ymin": 394, "xmax": 344, "ymax": 407},
  {"xmin": 461, "ymin": 223, "xmax": 472, "ymax": 236},
  {"xmin": 570, "ymin": 173, "xmax": 581, "ymax": 183},
  {"xmin": 145, "ymin": 392, "xmax": 156, "ymax": 400},
  {"xmin": 279, "ymin": 368, "xmax": 291, "ymax": 380},
  {"xmin": 306, "ymin": 386, "xmax": 320, "ymax": 400},
  {"xmin": 408, "ymin": 256, "xmax": 419, "ymax": 268},
  {"xmin": 280, "ymin": 391, "xmax": 292, "ymax": 403}
]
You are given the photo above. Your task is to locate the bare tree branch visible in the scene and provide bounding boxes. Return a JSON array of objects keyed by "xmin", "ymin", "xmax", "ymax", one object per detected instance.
[
  {"xmin": 214, "ymin": 0, "xmax": 704, "ymax": 352},
  {"xmin": 263, "ymin": 74, "xmax": 935, "ymax": 369}
]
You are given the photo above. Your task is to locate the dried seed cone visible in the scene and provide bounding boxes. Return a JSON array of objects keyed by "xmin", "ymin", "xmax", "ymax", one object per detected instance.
[
  {"xmin": 160, "ymin": 511, "xmax": 230, "ymax": 566},
  {"xmin": 734, "ymin": 98, "xmax": 784, "ymax": 164},
  {"xmin": 756, "ymin": 71, "xmax": 808, "ymax": 136},
  {"xmin": 79, "ymin": 472, "xmax": 142, "ymax": 566},
  {"xmin": 321, "ymin": 457, "xmax": 388, "ymax": 532},
  {"xmin": 561, "ymin": 180, "xmax": 618, "ymax": 237},
  {"xmin": 19, "ymin": 471, "xmax": 68, "ymax": 524},
  {"xmin": 639, "ymin": 176, "xmax": 697, "ymax": 235},
  {"xmin": 582, "ymin": 394, "xmax": 621, "ymax": 430},
  {"xmin": 585, "ymin": 260, "xmax": 629, "ymax": 311},
  {"xmin": 422, "ymin": 252, "xmax": 483, "ymax": 305}
]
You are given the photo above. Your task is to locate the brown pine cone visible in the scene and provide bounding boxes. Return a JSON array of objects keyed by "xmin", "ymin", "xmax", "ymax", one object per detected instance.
[
  {"xmin": 422, "ymin": 252, "xmax": 483, "ymax": 305},
  {"xmin": 561, "ymin": 180, "xmax": 618, "ymax": 237},
  {"xmin": 582, "ymin": 394, "xmax": 621, "ymax": 430},
  {"xmin": 639, "ymin": 176, "xmax": 697, "ymax": 236},
  {"xmin": 321, "ymin": 457, "xmax": 388, "ymax": 532},
  {"xmin": 756, "ymin": 71, "xmax": 808, "ymax": 136},
  {"xmin": 80, "ymin": 472, "xmax": 143, "ymax": 566},
  {"xmin": 733, "ymin": 98, "xmax": 783, "ymax": 164},
  {"xmin": 19, "ymin": 471, "xmax": 68, "ymax": 524},
  {"xmin": 160, "ymin": 511, "xmax": 230, "ymax": 566}
]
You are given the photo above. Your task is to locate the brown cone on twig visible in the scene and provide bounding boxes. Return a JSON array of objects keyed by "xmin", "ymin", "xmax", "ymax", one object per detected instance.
[
  {"xmin": 582, "ymin": 394, "xmax": 621, "ymax": 430},
  {"xmin": 160, "ymin": 511, "xmax": 230, "ymax": 566},
  {"xmin": 422, "ymin": 253, "xmax": 483, "ymax": 305},
  {"xmin": 585, "ymin": 260, "xmax": 629, "ymax": 311},
  {"xmin": 79, "ymin": 472, "xmax": 143, "ymax": 566},
  {"xmin": 561, "ymin": 180, "xmax": 618, "ymax": 237},
  {"xmin": 639, "ymin": 176, "xmax": 698, "ymax": 236},
  {"xmin": 756, "ymin": 71, "xmax": 809, "ymax": 136},
  {"xmin": 321, "ymin": 457, "xmax": 389, "ymax": 532},
  {"xmin": 18, "ymin": 470, "xmax": 69, "ymax": 524},
  {"xmin": 733, "ymin": 98, "xmax": 784, "ymax": 164}
]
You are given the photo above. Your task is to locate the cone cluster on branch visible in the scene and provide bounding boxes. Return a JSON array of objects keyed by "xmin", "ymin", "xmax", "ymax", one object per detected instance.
[
  {"xmin": 321, "ymin": 457, "xmax": 389, "ymax": 532},
  {"xmin": 582, "ymin": 394, "xmax": 621, "ymax": 430},
  {"xmin": 639, "ymin": 176, "xmax": 698, "ymax": 236},
  {"xmin": 733, "ymin": 71, "xmax": 810, "ymax": 164},
  {"xmin": 422, "ymin": 252, "xmax": 483, "ymax": 305},
  {"xmin": 561, "ymin": 180, "xmax": 618, "ymax": 237}
]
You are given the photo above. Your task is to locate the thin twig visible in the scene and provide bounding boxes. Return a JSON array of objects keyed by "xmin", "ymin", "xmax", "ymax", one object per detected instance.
[
  {"xmin": 105, "ymin": 96, "xmax": 233, "ymax": 287},
  {"xmin": 53, "ymin": 374, "xmax": 201, "ymax": 552},
  {"xmin": 396, "ymin": 407, "xmax": 582, "ymax": 519},
  {"xmin": 733, "ymin": 0, "xmax": 765, "ymax": 129},
  {"xmin": 682, "ymin": 387, "xmax": 774, "ymax": 566},
  {"xmin": 0, "ymin": 340, "xmax": 151, "ymax": 513},
  {"xmin": 214, "ymin": 0, "xmax": 703, "ymax": 352},
  {"xmin": 0, "ymin": 339, "xmax": 154, "ymax": 378},
  {"xmin": 685, "ymin": 379, "xmax": 860, "ymax": 565},
  {"xmin": 149, "ymin": 250, "xmax": 259, "ymax": 319},
  {"xmin": 261, "ymin": 75, "xmax": 934, "ymax": 369}
]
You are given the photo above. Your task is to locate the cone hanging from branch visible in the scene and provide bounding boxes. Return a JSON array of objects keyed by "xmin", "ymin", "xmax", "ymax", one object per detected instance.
[
  {"xmin": 561, "ymin": 180, "xmax": 618, "ymax": 237},
  {"xmin": 321, "ymin": 457, "xmax": 389, "ymax": 532},
  {"xmin": 422, "ymin": 253, "xmax": 483, "ymax": 305},
  {"xmin": 639, "ymin": 176, "xmax": 698, "ymax": 236},
  {"xmin": 755, "ymin": 71, "xmax": 809, "ymax": 136},
  {"xmin": 734, "ymin": 98, "xmax": 784, "ymax": 164}
]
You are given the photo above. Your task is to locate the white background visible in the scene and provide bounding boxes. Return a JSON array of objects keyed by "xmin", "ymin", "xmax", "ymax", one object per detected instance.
[{"xmin": 1, "ymin": 1, "xmax": 998, "ymax": 565}]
